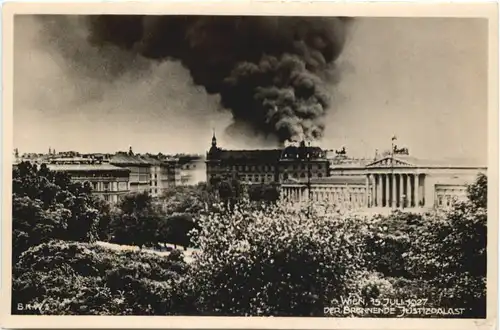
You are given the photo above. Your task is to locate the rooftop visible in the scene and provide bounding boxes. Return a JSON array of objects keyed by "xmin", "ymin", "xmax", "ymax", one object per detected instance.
[
  {"xmin": 210, "ymin": 149, "xmax": 283, "ymax": 162},
  {"xmin": 47, "ymin": 163, "xmax": 130, "ymax": 172},
  {"xmin": 110, "ymin": 153, "xmax": 151, "ymax": 166},
  {"xmin": 367, "ymin": 155, "xmax": 487, "ymax": 169}
]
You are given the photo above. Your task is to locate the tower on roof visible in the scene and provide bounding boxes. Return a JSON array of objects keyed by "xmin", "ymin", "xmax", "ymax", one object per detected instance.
[{"xmin": 211, "ymin": 129, "xmax": 217, "ymax": 148}]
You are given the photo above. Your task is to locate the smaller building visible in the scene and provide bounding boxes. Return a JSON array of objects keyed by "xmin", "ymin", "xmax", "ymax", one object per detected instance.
[
  {"xmin": 47, "ymin": 160, "xmax": 131, "ymax": 205},
  {"xmin": 140, "ymin": 154, "xmax": 164, "ymax": 197},
  {"xmin": 177, "ymin": 154, "xmax": 206, "ymax": 185},
  {"xmin": 110, "ymin": 148, "xmax": 151, "ymax": 193}
]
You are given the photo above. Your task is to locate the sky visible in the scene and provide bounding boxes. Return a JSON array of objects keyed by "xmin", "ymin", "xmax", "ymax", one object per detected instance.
[{"xmin": 14, "ymin": 16, "xmax": 488, "ymax": 162}]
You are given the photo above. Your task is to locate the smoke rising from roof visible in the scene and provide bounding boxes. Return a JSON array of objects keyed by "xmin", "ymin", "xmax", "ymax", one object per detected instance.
[{"xmin": 85, "ymin": 16, "xmax": 351, "ymax": 144}]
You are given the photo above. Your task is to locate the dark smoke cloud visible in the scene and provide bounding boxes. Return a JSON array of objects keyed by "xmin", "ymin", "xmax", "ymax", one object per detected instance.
[{"xmin": 85, "ymin": 15, "xmax": 351, "ymax": 143}]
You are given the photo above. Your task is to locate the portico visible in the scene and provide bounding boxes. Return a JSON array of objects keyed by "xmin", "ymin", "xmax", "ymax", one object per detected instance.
[
  {"xmin": 364, "ymin": 155, "xmax": 427, "ymax": 209},
  {"xmin": 281, "ymin": 153, "xmax": 485, "ymax": 212},
  {"xmin": 366, "ymin": 172, "xmax": 424, "ymax": 208}
]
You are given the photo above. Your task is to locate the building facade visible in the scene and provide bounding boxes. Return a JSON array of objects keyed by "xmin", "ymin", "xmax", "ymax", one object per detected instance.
[
  {"xmin": 206, "ymin": 133, "xmax": 328, "ymax": 186},
  {"xmin": 47, "ymin": 158, "xmax": 131, "ymax": 205},
  {"xmin": 206, "ymin": 136, "xmax": 486, "ymax": 212},
  {"xmin": 177, "ymin": 155, "xmax": 206, "ymax": 185},
  {"xmin": 282, "ymin": 154, "xmax": 486, "ymax": 212},
  {"xmin": 110, "ymin": 150, "xmax": 151, "ymax": 193}
]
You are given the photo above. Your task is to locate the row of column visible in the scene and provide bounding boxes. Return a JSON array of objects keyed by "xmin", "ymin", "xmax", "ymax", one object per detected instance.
[
  {"xmin": 366, "ymin": 173, "xmax": 424, "ymax": 208},
  {"xmin": 283, "ymin": 186, "xmax": 366, "ymax": 209},
  {"xmin": 284, "ymin": 186, "xmax": 306, "ymax": 202}
]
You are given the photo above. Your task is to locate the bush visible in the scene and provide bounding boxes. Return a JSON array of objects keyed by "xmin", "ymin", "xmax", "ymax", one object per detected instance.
[
  {"xmin": 364, "ymin": 211, "xmax": 424, "ymax": 278},
  {"xmin": 184, "ymin": 201, "xmax": 368, "ymax": 316},
  {"xmin": 12, "ymin": 240, "xmax": 189, "ymax": 315}
]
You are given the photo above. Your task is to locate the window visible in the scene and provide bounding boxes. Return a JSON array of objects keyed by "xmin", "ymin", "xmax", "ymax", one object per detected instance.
[
  {"xmin": 103, "ymin": 183, "xmax": 110, "ymax": 191},
  {"xmin": 92, "ymin": 182, "xmax": 98, "ymax": 191},
  {"xmin": 104, "ymin": 195, "xmax": 110, "ymax": 202}
]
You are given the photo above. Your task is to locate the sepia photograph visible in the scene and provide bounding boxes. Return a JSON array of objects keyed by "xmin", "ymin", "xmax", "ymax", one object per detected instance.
[{"xmin": 1, "ymin": 2, "xmax": 498, "ymax": 329}]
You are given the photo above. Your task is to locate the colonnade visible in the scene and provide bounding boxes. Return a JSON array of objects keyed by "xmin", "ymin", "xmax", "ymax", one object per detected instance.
[
  {"xmin": 282, "ymin": 185, "xmax": 366, "ymax": 209},
  {"xmin": 283, "ymin": 186, "xmax": 306, "ymax": 202},
  {"xmin": 366, "ymin": 173, "xmax": 424, "ymax": 208}
]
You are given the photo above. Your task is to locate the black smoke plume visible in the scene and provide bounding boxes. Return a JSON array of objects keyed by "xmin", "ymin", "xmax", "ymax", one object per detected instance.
[{"xmin": 86, "ymin": 16, "xmax": 350, "ymax": 143}]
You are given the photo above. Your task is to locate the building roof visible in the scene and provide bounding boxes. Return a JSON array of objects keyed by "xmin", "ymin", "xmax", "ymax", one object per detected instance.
[
  {"xmin": 110, "ymin": 153, "xmax": 151, "ymax": 166},
  {"xmin": 329, "ymin": 157, "xmax": 373, "ymax": 168},
  {"xmin": 210, "ymin": 149, "xmax": 283, "ymax": 162},
  {"xmin": 280, "ymin": 144, "xmax": 326, "ymax": 160},
  {"xmin": 366, "ymin": 155, "xmax": 487, "ymax": 169},
  {"xmin": 47, "ymin": 163, "xmax": 130, "ymax": 172},
  {"xmin": 176, "ymin": 154, "xmax": 205, "ymax": 165},
  {"xmin": 139, "ymin": 154, "xmax": 163, "ymax": 165},
  {"xmin": 49, "ymin": 157, "xmax": 90, "ymax": 163}
]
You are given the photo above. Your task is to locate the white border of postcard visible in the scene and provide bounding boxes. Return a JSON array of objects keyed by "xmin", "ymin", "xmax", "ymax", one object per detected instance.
[{"xmin": 1, "ymin": 1, "xmax": 499, "ymax": 329}]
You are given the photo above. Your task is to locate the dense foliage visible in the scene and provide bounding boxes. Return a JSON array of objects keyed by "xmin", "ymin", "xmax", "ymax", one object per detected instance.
[
  {"xmin": 108, "ymin": 185, "xmax": 218, "ymax": 249},
  {"xmin": 12, "ymin": 162, "xmax": 106, "ymax": 260},
  {"xmin": 247, "ymin": 183, "xmax": 281, "ymax": 203},
  {"xmin": 404, "ymin": 173, "xmax": 487, "ymax": 317},
  {"xmin": 12, "ymin": 240, "xmax": 188, "ymax": 315},
  {"xmin": 11, "ymin": 165, "xmax": 488, "ymax": 318},
  {"xmin": 361, "ymin": 173, "xmax": 487, "ymax": 318},
  {"xmin": 157, "ymin": 183, "xmax": 218, "ymax": 248},
  {"xmin": 184, "ymin": 201, "xmax": 368, "ymax": 316},
  {"xmin": 109, "ymin": 192, "xmax": 164, "ymax": 248}
]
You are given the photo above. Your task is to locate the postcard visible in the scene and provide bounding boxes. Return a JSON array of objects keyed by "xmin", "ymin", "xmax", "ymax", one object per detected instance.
[{"xmin": 1, "ymin": 1, "xmax": 498, "ymax": 329}]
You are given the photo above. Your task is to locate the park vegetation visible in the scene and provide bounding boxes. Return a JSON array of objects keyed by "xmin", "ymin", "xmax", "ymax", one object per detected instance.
[{"xmin": 11, "ymin": 161, "xmax": 487, "ymax": 317}]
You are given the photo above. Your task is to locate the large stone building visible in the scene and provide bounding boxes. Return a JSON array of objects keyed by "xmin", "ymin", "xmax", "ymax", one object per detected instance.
[
  {"xmin": 46, "ymin": 158, "xmax": 131, "ymax": 205},
  {"xmin": 206, "ymin": 135, "xmax": 486, "ymax": 212},
  {"xmin": 206, "ymin": 133, "xmax": 328, "ymax": 185}
]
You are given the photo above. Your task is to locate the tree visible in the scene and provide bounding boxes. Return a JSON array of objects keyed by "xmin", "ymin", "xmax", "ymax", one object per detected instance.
[
  {"xmin": 157, "ymin": 183, "xmax": 218, "ymax": 248},
  {"xmin": 12, "ymin": 240, "xmax": 189, "ymax": 315},
  {"xmin": 110, "ymin": 192, "xmax": 164, "ymax": 248},
  {"xmin": 247, "ymin": 183, "xmax": 280, "ymax": 203},
  {"xmin": 467, "ymin": 172, "xmax": 487, "ymax": 208},
  {"xmin": 160, "ymin": 213, "xmax": 195, "ymax": 249},
  {"xmin": 405, "ymin": 173, "xmax": 487, "ymax": 317},
  {"xmin": 12, "ymin": 162, "xmax": 105, "ymax": 259},
  {"xmin": 185, "ymin": 200, "xmax": 368, "ymax": 316}
]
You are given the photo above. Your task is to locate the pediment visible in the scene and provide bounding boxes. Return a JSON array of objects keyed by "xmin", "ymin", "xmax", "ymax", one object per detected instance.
[{"xmin": 366, "ymin": 156, "xmax": 414, "ymax": 168}]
